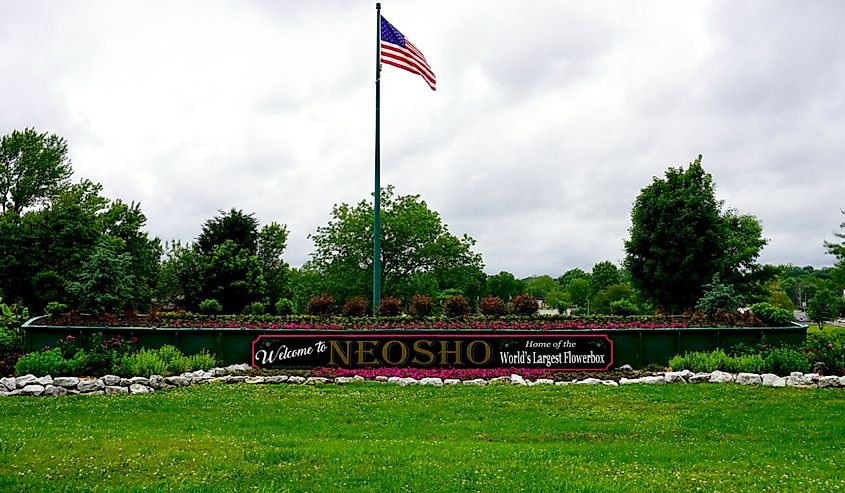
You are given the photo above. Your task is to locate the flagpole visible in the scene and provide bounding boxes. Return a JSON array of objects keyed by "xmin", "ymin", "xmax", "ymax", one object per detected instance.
[{"xmin": 373, "ymin": 2, "xmax": 382, "ymax": 316}]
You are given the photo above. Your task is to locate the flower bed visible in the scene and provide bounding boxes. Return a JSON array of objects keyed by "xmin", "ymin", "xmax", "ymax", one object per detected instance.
[{"xmin": 31, "ymin": 312, "xmax": 731, "ymax": 331}]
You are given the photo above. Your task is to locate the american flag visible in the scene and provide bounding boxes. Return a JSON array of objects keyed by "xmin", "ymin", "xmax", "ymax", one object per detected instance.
[{"xmin": 380, "ymin": 16, "xmax": 436, "ymax": 91}]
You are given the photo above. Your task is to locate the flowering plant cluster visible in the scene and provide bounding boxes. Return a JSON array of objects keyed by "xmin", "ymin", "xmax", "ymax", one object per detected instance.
[
  {"xmin": 804, "ymin": 334, "xmax": 845, "ymax": 375},
  {"xmin": 33, "ymin": 311, "xmax": 780, "ymax": 330},
  {"xmin": 311, "ymin": 367, "xmax": 562, "ymax": 380}
]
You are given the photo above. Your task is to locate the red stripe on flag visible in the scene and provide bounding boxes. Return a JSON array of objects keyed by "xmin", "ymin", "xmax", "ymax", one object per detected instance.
[{"xmin": 381, "ymin": 42, "xmax": 436, "ymax": 90}]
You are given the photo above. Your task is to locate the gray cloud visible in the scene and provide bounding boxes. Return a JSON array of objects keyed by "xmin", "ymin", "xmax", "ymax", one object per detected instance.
[{"xmin": 1, "ymin": 1, "xmax": 842, "ymax": 278}]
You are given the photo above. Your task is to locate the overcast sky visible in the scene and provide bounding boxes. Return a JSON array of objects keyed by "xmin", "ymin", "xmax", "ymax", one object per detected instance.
[{"xmin": 2, "ymin": 1, "xmax": 843, "ymax": 277}]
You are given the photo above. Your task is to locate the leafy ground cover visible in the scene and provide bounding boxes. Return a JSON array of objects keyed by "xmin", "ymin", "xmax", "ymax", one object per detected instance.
[{"xmin": 0, "ymin": 384, "xmax": 842, "ymax": 492}]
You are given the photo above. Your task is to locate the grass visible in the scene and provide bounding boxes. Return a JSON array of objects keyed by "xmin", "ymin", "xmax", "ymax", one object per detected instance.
[{"xmin": 0, "ymin": 384, "xmax": 843, "ymax": 492}]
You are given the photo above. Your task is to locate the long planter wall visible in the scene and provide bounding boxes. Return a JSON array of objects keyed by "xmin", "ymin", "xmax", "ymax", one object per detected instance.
[{"xmin": 22, "ymin": 319, "xmax": 808, "ymax": 369}]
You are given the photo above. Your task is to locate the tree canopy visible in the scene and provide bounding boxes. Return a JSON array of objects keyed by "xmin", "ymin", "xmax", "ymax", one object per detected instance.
[
  {"xmin": 624, "ymin": 155, "xmax": 767, "ymax": 312},
  {"xmin": 306, "ymin": 185, "xmax": 484, "ymax": 304},
  {"xmin": 0, "ymin": 128, "xmax": 73, "ymax": 214}
]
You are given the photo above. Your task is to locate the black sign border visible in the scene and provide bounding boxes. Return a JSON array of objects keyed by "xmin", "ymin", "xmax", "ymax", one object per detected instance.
[{"xmin": 251, "ymin": 332, "xmax": 614, "ymax": 371}]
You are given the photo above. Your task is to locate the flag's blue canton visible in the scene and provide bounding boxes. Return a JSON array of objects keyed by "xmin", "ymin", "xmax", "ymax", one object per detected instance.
[{"xmin": 380, "ymin": 17, "xmax": 405, "ymax": 47}]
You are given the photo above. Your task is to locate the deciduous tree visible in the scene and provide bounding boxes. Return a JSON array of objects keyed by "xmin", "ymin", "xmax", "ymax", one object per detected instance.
[{"xmin": 0, "ymin": 128, "xmax": 73, "ymax": 214}]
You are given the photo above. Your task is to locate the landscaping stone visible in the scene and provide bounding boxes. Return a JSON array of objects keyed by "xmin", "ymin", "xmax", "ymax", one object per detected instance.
[
  {"xmin": 334, "ymin": 377, "xmax": 356, "ymax": 384},
  {"xmin": 398, "ymin": 378, "xmax": 418, "ymax": 386},
  {"xmin": 840, "ymin": 376, "xmax": 845, "ymax": 387},
  {"xmin": 374, "ymin": 376, "xmax": 388, "ymax": 382},
  {"xmin": 688, "ymin": 372, "xmax": 712, "ymax": 384},
  {"xmin": 761, "ymin": 374, "xmax": 786, "ymax": 387},
  {"xmin": 736, "ymin": 373, "xmax": 762, "ymax": 386},
  {"xmin": 818, "ymin": 376, "xmax": 841, "ymax": 388},
  {"xmin": 20, "ymin": 385, "xmax": 45, "ymax": 396},
  {"xmin": 211, "ymin": 367, "xmax": 228, "ymax": 377},
  {"xmin": 443, "ymin": 379, "xmax": 461, "ymax": 385},
  {"xmin": 786, "ymin": 375, "xmax": 815, "ymax": 388},
  {"xmin": 129, "ymin": 384, "xmax": 152, "ymax": 394},
  {"xmin": 804, "ymin": 373, "xmax": 820, "ymax": 383},
  {"xmin": 576, "ymin": 378, "xmax": 603, "ymax": 385},
  {"xmin": 620, "ymin": 376, "xmax": 664, "ymax": 385},
  {"xmin": 617, "ymin": 364, "xmax": 633, "ymax": 371},
  {"xmin": 224, "ymin": 364, "xmax": 251, "ymax": 373},
  {"xmin": 509, "ymin": 374, "xmax": 527, "ymax": 386},
  {"xmin": 53, "ymin": 377, "xmax": 79, "ymax": 388},
  {"xmin": 1, "ymin": 390, "xmax": 21, "ymax": 396},
  {"xmin": 602, "ymin": 380, "xmax": 619, "ymax": 387},
  {"xmin": 244, "ymin": 376, "xmax": 265, "ymax": 384},
  {"xmin": 305, "ymin": 377, "xmax": 329, "ymax": 385},
  {"xmin": 35, "ymin": 375, "xmax": 53, "ymax": 386},
  {"xmin": 85, "ymin": 390, "xmax": 105, "ymax": 395},
  {"xmin": 102, "ymin": 375, "xmax": 121, "ymax": 386},
  {"xmin": 487, "ymin": 376, "xmax": 511, "ymax": 385},
  {"xmin": 209, "ymin": 376, "xmax": 230, "ymax": 384},
  {"xmin": 462, "ymin": 379, "xmax": 487, "ymax": 386},
  {"xmin": 129, "ymin": 377, "xmax": 150, "ymax": 386},
  {"xmin": 264, "ymin": 375, "xmax": 289, "ymax": 384},
  {"xmin": 149, "ymin": 375, "xmax": 166, "ymax": 389},
  {"xmin": 105, "ymin": 385, "xmax": 129, "ymax": 394},
  {"xmin": 77, "ymin": 379, "xmax": 104, "ymax": 393},
  {"xmin": 664, "ymin": 372, "xmax": 688, "ymax": 384},
  {"xmin": 2, "ymin": 377, "xmax": 17, "ymax": 391},
  {"xmin": 43, "ymin": 385, "xmax": 67, "ymax": 397},
  {"xmin": 554, "ymin": 381, "xmax": 571, "ymax": 386},
  {"xmin": 387, "ymin": 377, "xmax": 402, "ymax": 385},
  {"xmin": 709, "ymin": 371, "xmax": 734, "ymax": 384},
  {"xmin": 287, "ymin": 376, "xmax": 306, "ymax": 384},
  {"xmin": 15, "ymin": 374, "xmax": 37, "ymax": 388},
  {"xmin": 228, "ymin": 376, "xmax": 246, "ymax": 384},
  {"xmin": 119, "ymin": 378, "xmax": 132, "ymax": 387},
  {"xmin": 419, "ymin": 378, "xmax": 443, "ymax": 387},
  {"xmin": 532, "ymin": 379, "xmax": 554, "ymax": 386},
  {"xmin": 165, "ymin": 376, "xmax": 190, "ymax": 387}
]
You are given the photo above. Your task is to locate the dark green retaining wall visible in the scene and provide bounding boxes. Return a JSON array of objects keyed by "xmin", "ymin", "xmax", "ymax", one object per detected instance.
[{"xmin": 21, "ymin": 317, "xmax": 808, "ymax": 369}]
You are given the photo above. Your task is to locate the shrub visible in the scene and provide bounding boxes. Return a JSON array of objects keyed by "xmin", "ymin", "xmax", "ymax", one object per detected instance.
[
  {"xmin": 0, "ymin": 328, "xmax": 18, "ymax": 357},
  {"xmin": 750, "ymin": 302, "xmax": 794, "ymax": 326},
  {"xmin": 118, "ymin": 346, "xmax": 217, "ymax": 377},
  {"xmin": 0, "ymin": 299, "xmax": 28, "ymax": 357},
  {"xmin": 199, "ymin": 299, "xmax": 223, "ymax": 315},
  {"xmin": 45, "ymin": 302, "xmax": 69, "ymax": 318},
  {"xmin": 443, "ymin": 295, "xmax": 471, "ymax": 318},
  {"xmin": 275, "ymin": 298, "xmax": 296, "ymax": 316},
  {"xmin": 118, "ymin": 348, "xmax": 167, "ymax": 377},
  {"xmin": 305, "ymin": 294, "xmax": 336, "ymax": 316},
  {"xmin": 378, "ymin": 297, "xmax": 403, "ymax": 317},
  {"xmin": 478, "ymin": 296, "xmax": 507, "ymax": 316},
  {"xmin": 14, "ymin": 348, "xmax": 84, "ymax": 377},
  {"xmin": 512, "ymin": 294, "xmax": 538, "ymax": 316},
  {"xmin": 610, "ymin": 298, "xmax": 638, "ymax": 316},
  {"xmin": 763, "ymin": 347, "xmax": 811, "ymax": 375},
  {"xmin": 243, "ymin": 301, "xmax": 267, "ymax": 316},
  {"xmin": 342, "ymin": 296, "xmax": 368, "ymax": 317},
  {"xmin": 803, "ymin": 332, "xmax": 845, "ymax": 375},
  {"xmin": 409, "ymin": 294, "xmax": 434, "ymax": 318}
]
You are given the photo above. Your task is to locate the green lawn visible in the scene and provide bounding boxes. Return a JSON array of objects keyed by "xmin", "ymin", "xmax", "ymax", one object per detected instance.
[{"xmin": 0, "ymin": 384, "xmax": 843, "ymax": 493}]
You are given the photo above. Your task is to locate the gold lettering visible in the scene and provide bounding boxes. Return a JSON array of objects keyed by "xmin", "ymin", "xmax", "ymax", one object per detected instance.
[
  {"xmin": 382, "ymin": 340, "xmax": 409, "ymax": 366},
  {"xmin": 466, "ymin": 340, "xmax": 492, "ymax": 365},
  {"xmin": 439, "ymin": 340, "xmax": 464, "ymax": 366},
  {"xmin": 328, "ymin": 340, "xmax": 352, "ymax": 366},
  {"xmin": 356, "ymin": 340, "xmax": 378, "ymax": 365},
  {"xmin": 411, "ymin": 340, "xmax": 436, "ymax": 366}
]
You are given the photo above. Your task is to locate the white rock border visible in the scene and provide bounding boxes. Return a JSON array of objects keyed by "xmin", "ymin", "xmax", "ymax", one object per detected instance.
[{"xmin": 1, "ymin": 366, "xmax": 843, "ymax": 397}]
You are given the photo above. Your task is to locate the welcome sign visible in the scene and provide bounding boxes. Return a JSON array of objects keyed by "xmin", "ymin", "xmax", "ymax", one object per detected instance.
[{"xmin": 251, "ymin": 332, "xmax": 613, "ymax": 370}]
